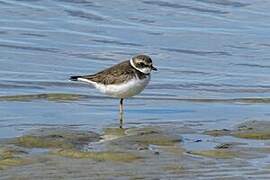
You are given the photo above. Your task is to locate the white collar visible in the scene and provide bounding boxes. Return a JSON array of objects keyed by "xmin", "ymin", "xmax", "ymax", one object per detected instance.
[{"xmin": 130, "ymin": 58, "xmax": 143, "ymax": 73}]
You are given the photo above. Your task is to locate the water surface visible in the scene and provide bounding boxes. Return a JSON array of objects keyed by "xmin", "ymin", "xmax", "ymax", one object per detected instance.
[{"xmin": 1, "ymin": 0, "xmax": 270, "ymax": 179}]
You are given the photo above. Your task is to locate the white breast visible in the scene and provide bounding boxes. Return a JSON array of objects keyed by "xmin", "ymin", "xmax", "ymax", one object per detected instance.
[
  {"xmin": 103, "ymin": 75, "xmax": 150, "ymax": 98},
  {"xmin": 78, "ymin": 76, "xmax": 150, "ymax": 99}
]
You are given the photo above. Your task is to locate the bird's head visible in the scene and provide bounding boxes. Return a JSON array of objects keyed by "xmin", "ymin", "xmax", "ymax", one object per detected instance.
[{"xmin": 130, "ymin": 55, "xmax": 157, "ymax": 74}]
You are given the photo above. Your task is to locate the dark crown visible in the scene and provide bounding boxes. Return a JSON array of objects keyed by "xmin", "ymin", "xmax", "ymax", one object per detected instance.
[{"xmin": 133, "ymin": 55, "xmax": 152, "ymax": 63}]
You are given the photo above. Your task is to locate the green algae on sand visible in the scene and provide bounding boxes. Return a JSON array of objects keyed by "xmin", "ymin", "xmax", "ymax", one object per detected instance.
[
  {"xmin": 163, "ymin": 164, "xmax": 185, "ymax": 174},
  {"xmin": 102, "ymin": 127, "xmax": 127, "ymax": 141},
  {"xmin": 0, "ymin": 146, "xmax": 30, "ymax": 170},
  {"xmin": 204, "ymin": 120, "xmax": 270, "ymax": 140},
  {"xmin": 14, "ymin": 135, "xmax": 74, "ymax": 149},
  {"xmin": 53, "ymin": 149, "xmax": 141, "ymax": 163},
  {"xmin": 232, "ymin": 121, "xmax": 270, "ymax": 140},
  {"xmin": 233, "ymin": 132, "xmax": 270, "ymax": 140},
  {"xmin": 0, "ymin": 158, "xmax": 28, "ymax": 170},
  {"xmin": 189, "ymin": 149, "xmax": 241, "ymax": 159},
  {"xmin": 0, "ymin": 93, "xmax": 88, "ymax": 102},
  {"xmin": 12, "ymin": 128, "xmax": 100, "ymax": 149},
  {"xmin": 124, "ymin": 127, "xmax": 182, "ymax": 146},
  {"xmin": 102, "ymin": 127, "xmax": 183, "ymax": 156},
  {"xmin": 204, "ymin": 129, "xmax": 231, "ymax": 137}
]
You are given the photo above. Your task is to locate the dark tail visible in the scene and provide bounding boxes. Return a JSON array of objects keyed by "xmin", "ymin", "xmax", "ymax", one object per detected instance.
[{"xmin": 69, "ymin": 75, "xmax": 82, "ymax": 81}]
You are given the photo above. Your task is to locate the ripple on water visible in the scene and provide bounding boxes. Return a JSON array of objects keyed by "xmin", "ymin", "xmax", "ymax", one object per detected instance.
[
  {"xmin": 0, "ymin": 44, "xmax": 59, "ymax": 53},
  {"xmin": 142, "ymin": 0, "xmax": 228, "ymax": 14},
  {"xmin": 195, "ymin": 0, "xmax": 250, "ymax": 8},
  {"xmin": 64, "ymin": 10, "xmax": 105, "ymax": 21},
  {"xmin": 0, "ymin": 0, "xmax": 270, "ymax": 178},
  {"xmin": 161, "ymin": 47, "xmax": 232, "ymax": 56}
]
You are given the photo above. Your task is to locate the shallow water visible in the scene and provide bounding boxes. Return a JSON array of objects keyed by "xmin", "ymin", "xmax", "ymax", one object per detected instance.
[{"xmin": 1, "ymin": 0, "xmax": 270, "ymax": 179}]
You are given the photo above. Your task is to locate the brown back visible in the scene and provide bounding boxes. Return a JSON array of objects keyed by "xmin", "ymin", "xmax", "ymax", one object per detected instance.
[{"xmin": 81, "ymin": 60, "xmax": 148, "ymax": 85}]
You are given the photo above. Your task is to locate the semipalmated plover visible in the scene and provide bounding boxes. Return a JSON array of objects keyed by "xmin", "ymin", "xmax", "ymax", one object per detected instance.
[{"xmin": 70, "ymin": 54, "xmax": 157, "ymax": 127}]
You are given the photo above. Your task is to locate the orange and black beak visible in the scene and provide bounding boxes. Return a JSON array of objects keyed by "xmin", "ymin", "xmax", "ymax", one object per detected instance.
[{"xmin": 151, "ymin": 65, "xmax": 157, "ymax": 71}]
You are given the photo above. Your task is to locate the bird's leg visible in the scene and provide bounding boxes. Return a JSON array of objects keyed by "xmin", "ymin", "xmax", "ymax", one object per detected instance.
[{"xmin": 119, "ymin": 98, "xmax": 124, "ymax": 128}]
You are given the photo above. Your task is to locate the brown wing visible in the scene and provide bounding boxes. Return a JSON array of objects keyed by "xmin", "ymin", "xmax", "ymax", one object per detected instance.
[{"xmin": 80, "ymin": 60, "xmax": 136, "ymax": 85}]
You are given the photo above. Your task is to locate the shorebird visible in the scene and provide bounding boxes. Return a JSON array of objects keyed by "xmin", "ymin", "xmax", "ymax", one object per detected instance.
[{"xmin": 70, "ymin": 54, "xmax": 157, "ymax": 128}]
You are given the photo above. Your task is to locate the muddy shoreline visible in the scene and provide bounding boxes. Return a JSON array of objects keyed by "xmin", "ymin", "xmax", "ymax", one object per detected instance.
[{"xmin": 1, "ymin": 120, "xmax": 270, "ymax": 179}]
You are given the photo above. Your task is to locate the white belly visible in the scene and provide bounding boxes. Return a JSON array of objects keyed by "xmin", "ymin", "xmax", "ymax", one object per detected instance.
[
  {"xmin": 101, "ymin": 76, "xmax": 150, "ymax": 98},
  {"xmin": 79, "ymin": 76, "xmax": 150, "ymax": 99}
]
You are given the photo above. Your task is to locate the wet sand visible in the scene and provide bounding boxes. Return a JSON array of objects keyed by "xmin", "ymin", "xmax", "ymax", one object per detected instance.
[{"xmin": 1, "ymin": 120, "xmax": 270, "ymax": 179}]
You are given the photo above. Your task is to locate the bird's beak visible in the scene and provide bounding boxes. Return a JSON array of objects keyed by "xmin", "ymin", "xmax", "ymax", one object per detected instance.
[{"xmin": 151, "ymin": 65, "xmax": 157, "ymax": 71}]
